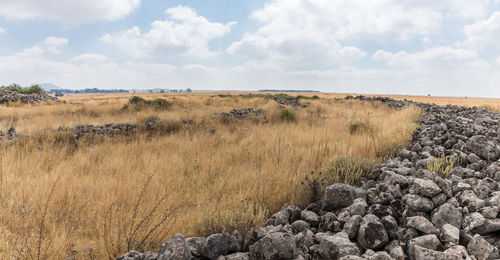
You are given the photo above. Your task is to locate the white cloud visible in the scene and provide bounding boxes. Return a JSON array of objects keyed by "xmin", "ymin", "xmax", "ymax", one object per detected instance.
[
  {"xmin": 42, "ymin": 37, "xmax": 68, "ymax": 54},
  {"xmin": 102, "ymin": 5, "xmax": 235, "ymax": 58},
  {"xmin": 375, "ymin": 47, "xmax": 481, "ymax": 68},
  {"xmin": 0, "ymin": 0, "xmax": 140, "ymax": 25},
  {"xmin": 228, "ymin": 0, "xmax": 497, "ymax": 70},
  {"xmin": 464, "ymin": 11, "xmax": 500, "ymax": 48},
  {"xmin": 72, "ymin": 53, "xmax": 108, "ymax": 63},
  {"xmin": 16, "ymin": 37, "xmax": 68, "ymax": 57},
  {"xmin": 0, "ymin": 26, "xmax": 5, "ymax": 34}
]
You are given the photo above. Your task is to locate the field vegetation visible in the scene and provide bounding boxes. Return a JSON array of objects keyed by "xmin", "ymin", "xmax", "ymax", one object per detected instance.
[{"xmin": 0, "ymin": 93, "xmax": 423, "ymax": 259}]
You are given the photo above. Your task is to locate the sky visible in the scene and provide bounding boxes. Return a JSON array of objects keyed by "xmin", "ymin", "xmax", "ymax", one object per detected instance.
[{"xmin": 0, "ymin": 0, "xmax": 500, "ymax": 97}]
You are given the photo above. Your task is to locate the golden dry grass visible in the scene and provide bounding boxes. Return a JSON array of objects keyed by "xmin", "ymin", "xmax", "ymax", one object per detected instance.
[{"xmin": 0, "ymin": 93, "xmax": 424, "ymax": 259}]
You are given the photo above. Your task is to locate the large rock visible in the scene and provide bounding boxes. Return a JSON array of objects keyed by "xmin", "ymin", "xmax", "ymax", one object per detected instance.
[
  {"xmin": 357, "ymin": 214, "xmax": 388, "ymax": 249},
  {"xmin": 403, "ymin": 194, "xmax": 434, "ymax": 212},
  {"xmin": 467, "ymin": 235, "xmax": 495, "ymax": 260},
  {"xmin": 158, "ymin": 234, "xmax": 192, "ymax": 260},
  {"xmin": 413, "ymin": 178, "xmax": 441, "ymax": 197},
  {"xmin": 207, "ymin": 233, "xmax": 239, "ymax": 259},
  {"xmin": 465, "ymin": 135, "xmax": 500, "ymax": 161},
  {"xmin": 315, "ymin": 232, "xmax": 361, "ymax": 259},
  {"xmin": 248, "ymin": 232, "xmax": 297, "ymax": 259},
  {"xmin": 322, "ymin": 184, "xmax": 367, "ymax": 211},
  {"xmin": 406, "ymin": 216, "xmax": 439, "ymax": 235},
  {"xmin": 440, "ymin": 224, "xmax": 459, "ymax": 245},
  {"xmin": 431, "ymin": 203, "xmax": 462, "ymax": 228}
]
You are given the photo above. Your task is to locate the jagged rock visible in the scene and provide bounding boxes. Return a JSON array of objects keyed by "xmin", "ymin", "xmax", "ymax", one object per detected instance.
[
  {"xmin": 322, "ymin": 184, "xmax": 367, "ymax": 211},
  {"xmin": 467, "ymin": 235, "xmax": 495, "ymax": 260},
  {"xmin": 343, "ymin": 215, "xmax": 362, "ymax": 240},
  {"xmin": 346, "ymin": 198, "xmax": 368, "ymax": 216},
  {"xmin": 443, "ymin": 245, "xmax": 469, "ymax": 259},
  {"xmin": 269, "ymin": 210, "xmax": 290, "ymax": 226},
  {"xmin": 248, "ymin": 232, "xmax": 297, "ymax": 260},
  {"xmin": 406, "ymin": 216, "xmax": 439, "ymax": 235},
  {"xmin": 465, "ymin": 135, "xmax": 500, "ymax": 161},
  {"xmin": 315, "ymin": 232, "xmax": 361, "ymax": 259},
  {"xmin": 224, "ymin": 252, "xmax": 249, "ymax": 260},
  {"xmin": 462, "ymin": 212, "xmax": 486, "ymax": 232},
  {"xmin": 432, "ymin": 203, "xmax": 463, "ymax": 228},
  {"xmin": 357, "ymin": 214, "xmax": 388, "ymax": 249},
  {"xmin": 319, "ymin": 212, "xmax": 341, "ymax": 232},
  {"xmin": 291, "ymin": 220, "xmax": 310, "ymax": 233},
  {"xmin": 158, "ymin": 234, "xmax": 191, "ymax": 260},
  {"xmin": 301, "ymin": 210, "xmax": 319, "ymax": 227},
  {"xmin": 186, "ymin": 237, "xmax": 209, "ymax": 258},
  {"xmin": 410, "ymin": 245, "xmax": 444, "ymax": 260},
  {"xmin": 440, "ymin": 224, "xmax": 459, "ymax": 245},
  {"xmin": 403, "ymin": 194, "xmax": 434, "ymax": 212},
  {"xmin": 413, "ymin": 178, "xmax": 442, "ymax": 197},
  {"xmin": 207, "ymin": 233, "xmax": 239, "ymax": 259},
  {"xmin": 471, "ymin": 218, "xmax": 500, "ymax": 234}
]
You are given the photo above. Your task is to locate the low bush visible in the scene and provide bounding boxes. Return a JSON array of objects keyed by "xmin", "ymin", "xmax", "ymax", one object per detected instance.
[
  {"xmin": 427, "ymin": 155, "xmax": 458, "ymax": 175},
  {"xmin": 296, "ymin": 156, "xmax": 375, "ymax": 204},
  {"xmin": 278, "ymin": 108, "xmax": 297, "ymax": 122},
  {"xmin": 127, "ymin": 96, "xmax": 172, "ymax": 111},
  {"xmin": 1, "ymin": 84, "xmax": 45, "ymax": 94},
  {"xmin": 349, "ymin": 121, "xmax": 370, "ymax": 135}
]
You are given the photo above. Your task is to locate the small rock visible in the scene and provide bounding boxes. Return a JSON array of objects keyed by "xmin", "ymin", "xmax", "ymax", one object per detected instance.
[
  {"xmin": 406, "ymin": 216, "xmax": 439, "ymax": 235},
  {"xmin": 440, "ymin": 223, "xmax": 459, "ymax": 246},
  {"xmin": 357, "ymin": 214, "xmax": 389, "ymax": 249},
  {"xmin": 462, "ymin": 212, "xmax": 486, "ymax": 232},
  {"xmin": 467, "ymin": 234, "xmax": 495, "ymax": 260}
]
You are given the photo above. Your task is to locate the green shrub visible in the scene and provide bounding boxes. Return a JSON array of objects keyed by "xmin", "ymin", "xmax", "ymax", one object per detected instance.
[
  {"xmin": 322, "ymin": 156, "xmax": 375, "ymax": 185},
  {"xmin": 376, "ymin": 141, "xmax": 407, "ymax": 160},
  {"xmin": 1, "ymin": 83, "xmax": 45, "ymax": 94},
  {"xmin": 279, "ymin": 108, "xmax": 297, "ymax": 122},
  {"xmin": 127, "ymin": 96, "xmax": 171, "ymax": 110},
  {"xmin": 427, "ymin": 155, "xmax": 458, "ymax": 175},
  {"xmin": 296, "ymin": 156, "xmax": 375, "ymax": 204},
  {"xmin": 349, "ymin": 121, "xmax": 370, "ymax": 135}
]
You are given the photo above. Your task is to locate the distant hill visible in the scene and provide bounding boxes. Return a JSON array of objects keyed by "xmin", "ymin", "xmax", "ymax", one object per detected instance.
[{"xmin": 40, "ymin": 83, "xmax": 61, "ymax": 91}]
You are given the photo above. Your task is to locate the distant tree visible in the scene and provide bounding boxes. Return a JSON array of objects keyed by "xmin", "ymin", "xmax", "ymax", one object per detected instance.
[{"xmin": 186, "ymin": 88, "xmax": 192, "ymax": 93}]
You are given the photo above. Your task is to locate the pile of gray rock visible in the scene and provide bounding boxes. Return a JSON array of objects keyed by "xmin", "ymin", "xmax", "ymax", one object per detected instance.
[
  {"xmin": 273, "ymin": 96, "xmax": 305, "ymax": 108},
  {"xmin": 215, "ymin": 108, "xmax": 266, "ymax": 120},
  {"xmin": 0, "ymin": 90, "xmax": 59, "ymax": 104},
  {"xmin": 0, "ymin": 127, "xmax": 17, "ymax": 141},
  {"xmin": 72, "ymin": 123, "xmax": 139, "ymax": 140},
  {"xmin": 117, "ymin": 97, "xmax": 500, "ymax": 259}
]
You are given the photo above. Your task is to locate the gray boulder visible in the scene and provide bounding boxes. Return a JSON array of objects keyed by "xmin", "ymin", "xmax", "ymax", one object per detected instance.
[
  {"xmin": 357, "ymin": 214, "xmax": 388, "ymax": 249},
  {"xmin": 413, "ymin": 178, "xmax": 442, "ymax": 197},
  {"xmin": 465, "ymin": 135, "xmax": 500, "ymax": 161},
  {"xmin": 315, "ymin": 232, "xmax": 361, "ymax": 259},
  {"xmin": 158, "ymin": 234, "xmax": 192, "ymax": 260},
  {"xmin": 322, "ymin": 184, "xmax": 367, "ymax": 211},
  {"xmin": 431, "ymin": 203, "xmax": 462, "ymax": 228},
  {"xmin": 248, "ymin": 232, "xmax": 297, "ymax": 260},
  {"xmin": 406, "ymin": 216, "xmax": 439, "ymax": 235},
  {"xmin": 467, "ymin": 234, "xmax": 495, "ymax": 260}
]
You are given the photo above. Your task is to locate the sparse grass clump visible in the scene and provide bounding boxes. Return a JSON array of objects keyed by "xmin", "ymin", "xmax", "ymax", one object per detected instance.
[
  {"xmin": 127, "ymin": 96, "xmax": 172, "ymax": 111},
  {"xmin": 278, "ymin": 108, "xmax": 297, "ymax": 122},
  {"xmin": 349, "ymin": 121, "xmax": 370, "ymax": 135},
  {"xmin": 427, "ymin": 155, "xmax": 458, "ymax": 175}
]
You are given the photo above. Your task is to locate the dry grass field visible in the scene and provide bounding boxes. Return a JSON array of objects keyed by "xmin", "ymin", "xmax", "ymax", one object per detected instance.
[{"xmin": 0, "ymin": 92, "xmax": 430, "ymax": 259}]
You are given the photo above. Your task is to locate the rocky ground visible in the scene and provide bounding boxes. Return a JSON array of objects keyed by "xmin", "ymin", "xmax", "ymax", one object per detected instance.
[
  {"xmin": 118, "ymin": 96, "xmax": 500, "ymax": 260},
  {"xmin": 119, "ymin": 96, "xmax": 500, "ymax": 260},
  {"xmin": 0, "ymin": 90, "xmax": 59, "ymax": 104}
]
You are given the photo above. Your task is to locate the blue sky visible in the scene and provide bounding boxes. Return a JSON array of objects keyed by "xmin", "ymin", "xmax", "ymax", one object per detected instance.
[{"xmin": 1, "ymin": 0, "xmax": 500, "ymax": 97}]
